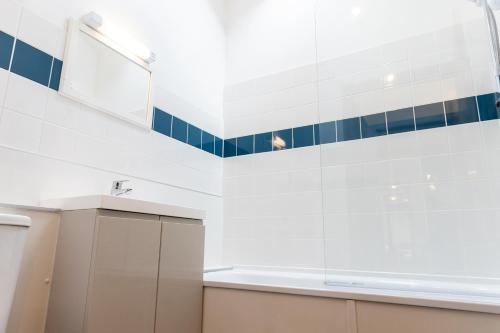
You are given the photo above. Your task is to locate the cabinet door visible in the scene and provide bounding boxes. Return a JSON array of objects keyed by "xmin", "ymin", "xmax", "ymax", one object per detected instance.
[
  {"xmin": 156, "ymin": 217, "xmax": 205, "ymax": 333},
  {"xmin": 84, "ymin": 213, "xmax": 161, "ymax": 333},
  {"xmin": 356, "ymin": 301, "xmax": 500, "ymax": 333}
]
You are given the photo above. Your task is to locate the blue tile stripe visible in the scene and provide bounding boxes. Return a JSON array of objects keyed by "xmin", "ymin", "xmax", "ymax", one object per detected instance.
[
  {"xmin": 221, "ymin": 93, "xmax": 500, "ymax": 158},
  {"xmin": 0, "ymin": 32, "xmax": 62, "ymax": 90},
  {"xmin": 3, "ymin": 32, "xmax": 499, "ymax": 160}
]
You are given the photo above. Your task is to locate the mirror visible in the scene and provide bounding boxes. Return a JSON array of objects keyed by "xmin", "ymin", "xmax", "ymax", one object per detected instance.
[{"xmin": 59, "ymin": 20, "xmax": 153, "ymax": 128}]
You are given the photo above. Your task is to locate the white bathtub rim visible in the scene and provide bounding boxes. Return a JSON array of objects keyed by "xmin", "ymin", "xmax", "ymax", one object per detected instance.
[{"xmin": 203, "ymin": 269, "xmax": 500, "ymax": 315}]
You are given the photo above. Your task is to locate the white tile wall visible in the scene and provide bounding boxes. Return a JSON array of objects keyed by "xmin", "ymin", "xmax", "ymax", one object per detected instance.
[
  {"xmin": 0, "ymin": 109, "xmax": 42, "ymax": 152},
  {"xmin": 17, "ymin": 9, "xmax": 65, "ymax": 58},
  {"xmin": 0, "ymin": 0, "xmax": 21, "ymax": 36},
  {"xmin": 222, "ymin": 17, "xmax": 500, "ymax": 279},
  {"xmin": 4, "ymin": 74, "xmax": 49, "ymax": 118},
  {"xmin": 0, "ymin": 3, "xmax": 225, "ymax": 267}
]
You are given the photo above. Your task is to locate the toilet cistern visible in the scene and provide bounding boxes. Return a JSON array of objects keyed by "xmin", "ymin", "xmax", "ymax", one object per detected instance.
[
  {"xmin": 110, "ymin": 180, "xmax": 133, "ymax": 196},
  {"xmin": 0, "ymin": 214, "xmax": 31, "ymax": 333}
]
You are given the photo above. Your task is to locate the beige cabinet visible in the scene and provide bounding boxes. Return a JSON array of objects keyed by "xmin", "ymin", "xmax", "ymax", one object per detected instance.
[
  {"xmin": 202, "ymin": 287, "xmax": 500, "ymax": 333},
  {"xmin": 356, "ymin": 301, "xmax": 500, "ymax": 333},
  {"xmin": 202, "ymin": 287, "xmax": 352, "ymax": 333},
  {"xmin": 45, "ymin": 209, "xmax": 204, "ymax": 333},
  {"xmin": 156, "ymin": 217, "xmax": 205, "ymax": 333}
]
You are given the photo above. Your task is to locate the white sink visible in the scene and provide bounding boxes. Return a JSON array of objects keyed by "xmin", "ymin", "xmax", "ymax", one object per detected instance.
[{"xmin": 41, "ymin": 195, "xmax": 205, "ymax": 220}]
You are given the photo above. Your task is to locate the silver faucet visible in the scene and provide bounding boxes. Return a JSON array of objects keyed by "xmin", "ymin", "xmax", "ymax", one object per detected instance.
[{"xmin": 110, "ymin": 180, "xmax": 132, "ymax": 196}]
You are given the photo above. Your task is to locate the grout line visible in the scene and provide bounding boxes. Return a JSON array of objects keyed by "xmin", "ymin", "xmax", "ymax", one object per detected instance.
[{"xmin": 47, "ymin": 56, "xmax": 54, "ymax": 88}]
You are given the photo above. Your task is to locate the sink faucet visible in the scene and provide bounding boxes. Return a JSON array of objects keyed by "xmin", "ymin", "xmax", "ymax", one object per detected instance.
[{"xmin": 110, "ymin": 180, "xmax": 132, "ymax": 196}]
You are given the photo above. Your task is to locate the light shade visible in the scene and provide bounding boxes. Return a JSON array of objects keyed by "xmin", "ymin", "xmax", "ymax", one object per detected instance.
[{"xmin": 82, "ymin": 11, "xmax": 156, "ymax": 64}]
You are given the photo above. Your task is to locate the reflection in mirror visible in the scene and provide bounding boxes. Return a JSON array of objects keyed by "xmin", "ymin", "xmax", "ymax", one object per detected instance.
[{"xmin": 60, "ymin": 21, "xmax": 152, "ymax": 128}]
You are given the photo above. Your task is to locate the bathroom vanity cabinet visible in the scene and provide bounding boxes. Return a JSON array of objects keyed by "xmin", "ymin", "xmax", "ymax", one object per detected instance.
[{"xmin": 44, "ymin": 199, "xmax": 204, "ymax": 333}]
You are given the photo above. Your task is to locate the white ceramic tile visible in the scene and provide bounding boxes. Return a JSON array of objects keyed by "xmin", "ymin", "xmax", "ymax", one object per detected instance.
[
  {"xmin": 274, "ymin": 82, "xmax": 317, "ymax": 110},
  {"xmin": 322, "ymin": 90, "xmax": 385, "ymax": 120},
  {"xmin": 407, "ymin": 32, "xmax": 438, "ymax": 59},
  {"xmin": 468, "ymin": 46, "xmax": 494, "ymax": 71},
  {"xmin": 454, "ymin": 179, "xmax": 494, "ymax": 210},
  {"xmin": 381, "ymin": 39, "xmax": 409, "ymax": 65},
  {"xmin": 322, "ymin": 189, "xmax": 348, "ymax": 214},
  {"xmin": 254, "ymin": 64, "xmax": 316, "ymax": 95},
  {"xmin": 4, "ymin": 73, "xmax": 48, "ymax": 118},
  {"xmin": 447, "ymin": 123, "xmax": 482, "ymax": 153},
  {"xmin": 426, "ymin": 211, "xmax": 465, "ymax": 274},
  {"xmin": 17, "ymin": 9, "xmax": 65, "ymax": 58},
  {"xmin": 410, "ymin": 52, "xmax": 441, "ymax": 83},
  {"xmin": 412, "ymin": 79, "xmax": 443, "ymax": 106},
  {"xmin": 441, "ymin": 71, "xmax": 475, "ymax": 101},
  {"xmin": 439, "ymin": 51, "xmax": 472, "ymax": 78},
  {"xmin": 347, "ymin": 187, "xmax": 385, "ymax": 214},
  {"xmin": 383, "ymin": 184, "xmax": 425, "ymax": 212},
  {"xmin": 472, "ymin": 69, "xmax": 498, "ymax": 96},
  {"xmin": 436, "ymin": 25, "xmax": 466, "ymax": 53},
  {"xmin": 423, "ymin": 181, "xmax": 459, "ymax": 211},
  {"xmin": 451, "ymin": 151, "xmax": 488, "ymax": 180},
  {"xmin": 39, "ymin": 122, "xmax": 77, "ymax": 160},
  {"xmin": 345, "ymin": 213, "xmax": 388, "ymax": 271},
  {"xmin": 267, "ymin": 102, "xmax": 318, "ymax": 131},
  {"xmin": 0, "ymin": 109, "xmax": 42, "ymax": 152},
  {"xmin": 0, "ymin": 0, "xmax": 22, "ymax": 36},
  {"xmin": 322, "ymin": 164, "xmax": 365, "ymax": 190},
  {"xmin": 44, "ymin": 91, "xmax": 79, "ymax": 128},
  {"xmin": 289, "ymin": 169, "xmax": 322, "ymax": 193},
  {"xmin": 390, "ymin": 158, "xmax": 421, "ymax": 185},
  {"xmin": 0, "ymin": 70, "xmax": 9, "ymax": 109},
  {"xmin": 318, "ymin": 47, "xmax": 383, "ymax": 81},
  {"xmin": 363, "ymin": 161, "xmax": 392, "ymax": 187},
  {"xmin": 420, "ymin": 154, "xmax": 454, "ymax": 183},
  {"xmin": 416, "ymin": 127, "xmax": 450, "ymax": 156},
  {"xmin": 480, "ymin": 120, "xmax": 500, "ymax": 150},
  {"xmin": 381, "ymin": 60, "xmax": 411, "ymax": 88},
  {"xmin": 71, "ymin": 104, "xmax": 112, "ymax": 140},
  {"xmin": 383, "ymin": 85, "xmax": 413, "ymax": 111},
  {"xmin": 386, "ymin": 130, "xmax": 419, "ymax": 159}
]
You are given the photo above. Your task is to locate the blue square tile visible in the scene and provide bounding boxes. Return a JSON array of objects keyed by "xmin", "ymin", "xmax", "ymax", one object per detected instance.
[
  {"xmin": 171, "ymin": 117, "xmax": 188, "ymax": 143},
  {"xmin": 273, "ymin": 129, "xmax": 292, "ymax": 151},
  {"xmin": 254, "ymin": 132, "xmax": 272, "ymax": 153},
  {"xmin": 293, "ymin": 125, "xmax": 314, "ymax": 148},
  {"xmin": 315, "ymin": 121, "xmax": 336, "ymax": 145},
  {"xmin": 224, "ymin": 138, "xmax": 237, "ymax": 158},
  {"xmin": 0, "ymin": 31, "xmax": 14, "ymax": 70},
  {"xmin": 237, "ymin": 135, "xmax": 254, "ymax": 156},
  {"xmin": 445, "ymin": 97, "xmax": 479, "ymax": 126},
  {"xmin": 214, "ymin": 136, "xmax": 223, "ymax": 157},
  {"xmin": 477, "ymin": 93, "xmax": 500, "ymax": 121},
  {"xmin": 152, "ymin": 107, "xmax": 172, "ymax": 137},
  {"xmin": 188, "ymin": 124, "xmax": 202, "ymax": 148},
  {"xmin": 337, "ymin": 117, "xmax": 361, "ymax": 142},
  {"xmin": 202, "ymin": 131, "xmax": 215, "ymax": 154},
  {"xmin": 314, "ymin": 124, "xmax": 320, "ymax": 144},
  {"xmin": 386, "ymin": 107, "xmax": 415, "ymax": 135},
  {"xmin": 49, "ymin": 58, "xmax": 63, "ymax": 90},
  {"xmin": 414, "ymin": 102, "xmax": 446, "ymax": 131},
  {"xmin": 11, "ymin": 40, "xmax": 53, "ymax": 86},
  {"xmin": 361, "ymin": 113, "xmax": 387, "ymax": 138}
]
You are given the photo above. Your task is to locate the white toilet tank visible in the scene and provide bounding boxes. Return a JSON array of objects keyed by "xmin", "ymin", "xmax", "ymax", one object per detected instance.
[{"xmin": 0, "ymin": 214, "xmax": 31, "ymax": 333}]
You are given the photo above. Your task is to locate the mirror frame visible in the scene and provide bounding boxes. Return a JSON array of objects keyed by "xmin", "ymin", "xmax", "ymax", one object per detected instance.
[{"xmin": 59, "ymin": 19, "xmax": 153, "ymax": 129}]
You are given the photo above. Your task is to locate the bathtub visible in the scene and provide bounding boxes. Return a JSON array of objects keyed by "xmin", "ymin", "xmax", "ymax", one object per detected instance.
[{"xmin": 203, "ymin": 268, "xmax": 500, "ymax": 314}]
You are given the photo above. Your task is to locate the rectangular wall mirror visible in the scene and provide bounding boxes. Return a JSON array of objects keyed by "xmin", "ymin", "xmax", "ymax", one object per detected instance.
[{"xmin": 59, "ymin": 20, "xmax": 153, "ymax": 128}]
